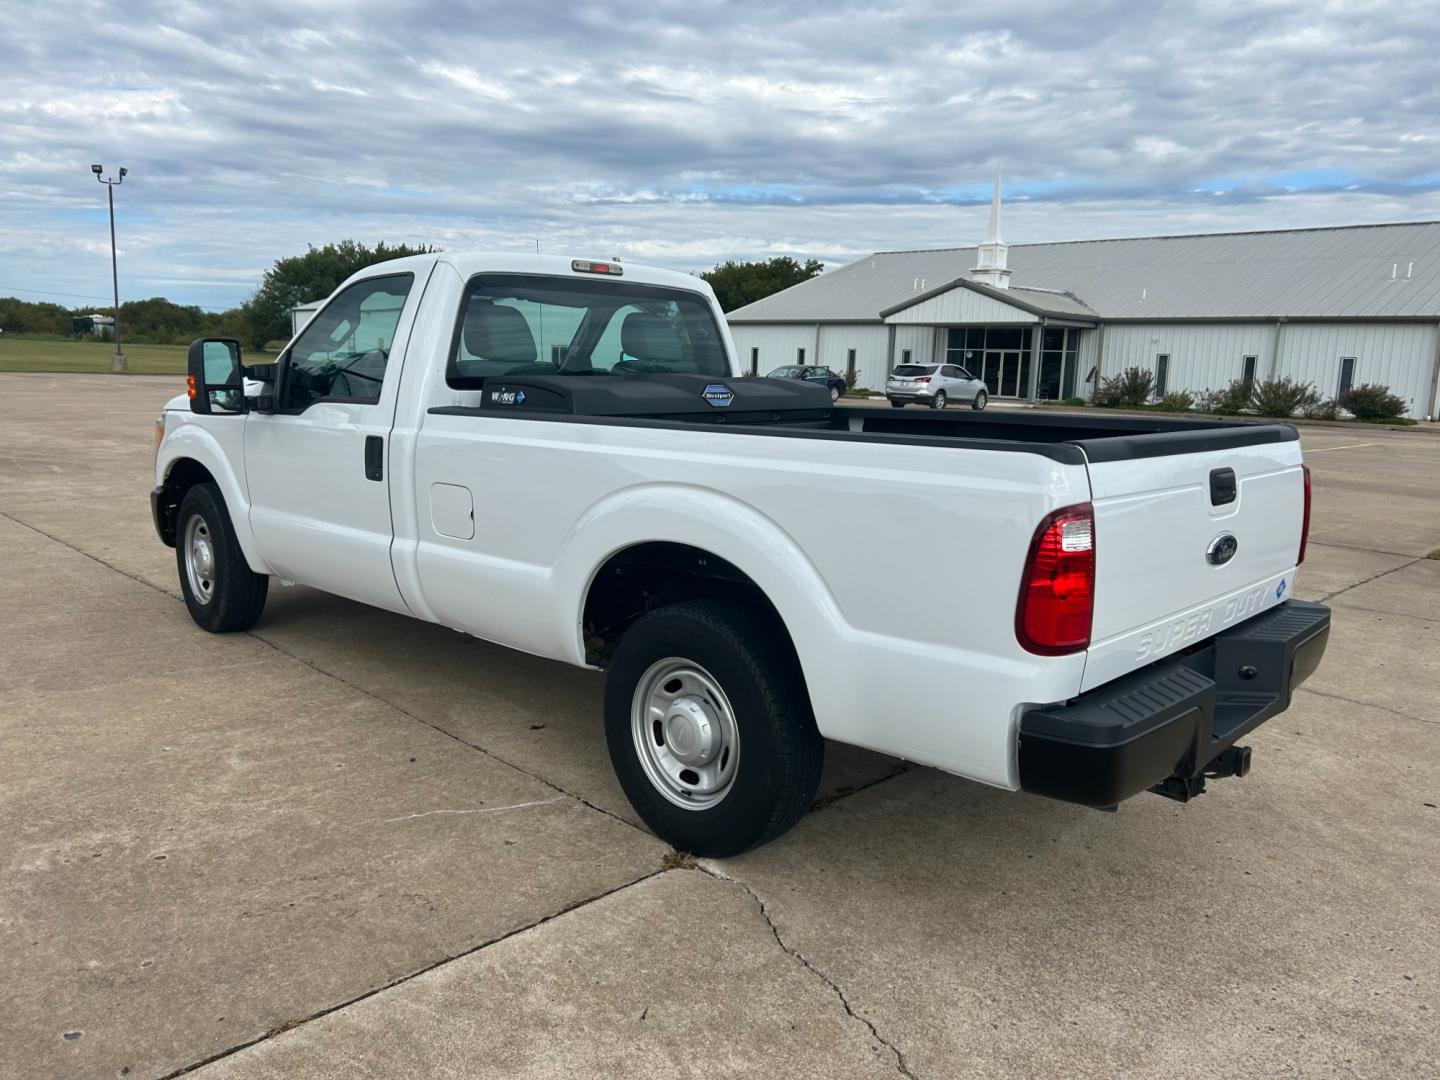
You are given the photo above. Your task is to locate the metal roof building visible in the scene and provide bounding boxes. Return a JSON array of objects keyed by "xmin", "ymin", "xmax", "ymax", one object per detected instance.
[{"xmin": 727, "ymin": 190, "xmax": 1440, "ymax": 419}]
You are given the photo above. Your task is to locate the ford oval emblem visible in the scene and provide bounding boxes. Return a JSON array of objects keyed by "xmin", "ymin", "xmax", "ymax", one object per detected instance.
[{"xmin": 1207, "ymin": 533, "xmax": 1239, "ymax": 566}]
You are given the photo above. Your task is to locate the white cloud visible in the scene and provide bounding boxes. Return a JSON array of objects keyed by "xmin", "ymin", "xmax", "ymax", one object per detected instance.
[{"xmin": 0, "ymin": 0, "xmax": 1436, "ymax": 309}]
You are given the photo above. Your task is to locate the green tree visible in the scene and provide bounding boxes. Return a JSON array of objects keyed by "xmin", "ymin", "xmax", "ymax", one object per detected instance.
[
  {"xmin": 701, "ymin": 257, "xmax": 824, "ymax": 313},
  {"xmin": 241, "ymin": 240, "xmax": 439, "ymax": 348}
]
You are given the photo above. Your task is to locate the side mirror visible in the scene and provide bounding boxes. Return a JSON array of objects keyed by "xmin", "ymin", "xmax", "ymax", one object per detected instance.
[{"xmin": 186, "ymin": 338, "xmax": 245, "ymax": 414}]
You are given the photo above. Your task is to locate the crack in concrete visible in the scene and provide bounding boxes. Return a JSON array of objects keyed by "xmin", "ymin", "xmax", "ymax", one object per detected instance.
[
  {"xmin": 699, "ymin": 864, "xmax": 918, "ymax": 1080},
  {"xmin": 0, "ymin": 511, "xmax": 650, "ymax": 842},
  {"xmin": 244, "ymin": 627, "xmax": 653, "ymax": 840},
  {"xmin": 1296, "ymin": 685, "xmax": 1438, "ymax": 729},
  {"xmin": 810, "ymin": 762, "xmax": 915, "ymax": 812},
  {"xmin": 380, "ymin": 794, "xmax": 568, "ymax": 823},
  {"xmin": 1317, "ymin": 553, "xmax": 1430, "ymax": 604},
  {"xmin": 1307, "ymin": 538, "xmax": 1429, "ymax": 560},
  {"xmin": 153, "ymin": 869, "xmax": 669, "ymax": 1079}
]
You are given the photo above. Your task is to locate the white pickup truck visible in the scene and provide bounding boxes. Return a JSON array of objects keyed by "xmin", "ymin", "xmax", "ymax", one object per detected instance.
[{"xmin": 152, "ymin": 253, "xmax": 1330, "ymax": 855}]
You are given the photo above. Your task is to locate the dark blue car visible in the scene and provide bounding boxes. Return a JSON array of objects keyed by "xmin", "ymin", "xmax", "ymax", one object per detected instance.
[{"xmin": 766, "ymin": 365, "xmax": 845, "ymax": 403}]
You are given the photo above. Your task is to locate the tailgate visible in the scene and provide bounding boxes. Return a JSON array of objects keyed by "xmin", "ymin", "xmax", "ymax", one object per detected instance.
[{"xmin": 1080, "ymin": 433, "xmax": 1306, "ymax": 692}]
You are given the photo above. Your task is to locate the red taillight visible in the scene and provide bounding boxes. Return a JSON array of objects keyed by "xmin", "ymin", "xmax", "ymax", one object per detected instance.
[
  {"xmin": 1297, "ymin": 464, "xmax": 1312, "ymax": 565},
  {"xmin": 915, "ymin": 376, "xmax": 931, "ymax": 383},
  {"xmin": 1016, "ymin": 503, "xmax": 1095, "ymax": 655}
]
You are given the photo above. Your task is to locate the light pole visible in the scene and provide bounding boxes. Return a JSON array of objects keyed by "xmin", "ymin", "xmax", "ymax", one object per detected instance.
[{"xmin": 91, "ymin": 163, "xmax": 128, "ymax": 373}]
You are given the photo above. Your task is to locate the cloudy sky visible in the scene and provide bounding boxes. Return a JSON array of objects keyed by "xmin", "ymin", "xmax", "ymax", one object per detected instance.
[{"xmin": 3, "ymin": 0, "xmax": 1438, "ymax": 310}]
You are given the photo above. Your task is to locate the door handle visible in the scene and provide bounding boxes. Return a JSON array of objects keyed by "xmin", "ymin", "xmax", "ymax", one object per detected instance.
[{"xmin": 364, "ymin": 435, "xmax": 384, "ymax": 482}]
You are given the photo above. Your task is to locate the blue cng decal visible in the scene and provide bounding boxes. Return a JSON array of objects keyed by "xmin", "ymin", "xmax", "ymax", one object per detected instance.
[
  {"xmin": 1275, "ymin": 578, "xmax": 1288, "ymax": 600},
  {"xmin": 489, "ymin": 389, "xmax": 526, "ymax": 405},
  {"xmin": 702, "ymin": 383, "xmax": 735, "ymax": 408}
]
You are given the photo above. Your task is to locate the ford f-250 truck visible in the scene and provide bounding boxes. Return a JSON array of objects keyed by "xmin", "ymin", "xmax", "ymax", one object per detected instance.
[{"xmin": 152, "ymin": 253, "xmax": 1330, "ymax": 856}]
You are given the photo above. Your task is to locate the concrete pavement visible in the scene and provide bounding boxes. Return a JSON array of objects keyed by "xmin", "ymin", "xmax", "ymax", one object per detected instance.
[{"xmin": 1, "ymin": 374, "xmax": 1436, "ymax": 1079}]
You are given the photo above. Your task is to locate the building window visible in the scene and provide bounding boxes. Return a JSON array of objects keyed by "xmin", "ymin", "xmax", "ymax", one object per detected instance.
[
  {"xmin": 901, "ymin": 348, "xmax": 912, "ymax": 364},
  {"xmin": 797, "ymin": 347, "xmax": 805, "ymax": 364},
  {"xmin": 1241, "ymin": 355, "xmax": 1257, "ymax": 392},
  {"xmin": 846, "ymin": 348, "xmax": 856, "ymax": 377},
  {"xmin": 750, "ymin": 346, "xmax": 759, "ymax": 375},
  {"xmin": 1338, "ymin": 357, "xmax": 1356, "ymax": 404},
  {"xmin": 1154, "ymin": 354, "xmax": 1170, "ymax": 398}
]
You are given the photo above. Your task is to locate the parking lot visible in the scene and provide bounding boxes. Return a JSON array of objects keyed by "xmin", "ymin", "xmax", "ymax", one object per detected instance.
[{"xmin": 2, "ymin": 371, "xmax": 1437, "ymax": 1080}]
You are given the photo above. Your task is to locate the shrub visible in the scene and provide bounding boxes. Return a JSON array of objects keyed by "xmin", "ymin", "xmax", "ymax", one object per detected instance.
[
  {"xmin": 1342, "ymin": 383, "xmax": 1407, "ymax": 421},
  {"xmin": 1158, "ymin": 390, "xmax": 1195, "ymax": 413},
  {"xmin": 1302, "ymin": 398, "xmax": 1341, "ymax": 421},
  {"xmin": 1251, "ymin": 377, "xmax": 1319, "ymax": 418},
  {"xmin": 1060, "ymin": 396, "xmax": 1088, "ymax": 407},
  {"xmin": 1197, "ymin": 381, "xmax": 1252, "ymax": 415},
  {"xmin": 1094, "ymin": 367, "xmax": 1155, "ymax": 408},
  {"xmin": 843, "ymin": 367, "xmax": 860, "ymax": 392}
]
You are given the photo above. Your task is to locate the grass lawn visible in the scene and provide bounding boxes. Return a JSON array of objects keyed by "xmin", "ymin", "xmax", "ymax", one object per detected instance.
[{"xmin": 0, "ymin": 336, "xmax": 274, "ymax": 375}]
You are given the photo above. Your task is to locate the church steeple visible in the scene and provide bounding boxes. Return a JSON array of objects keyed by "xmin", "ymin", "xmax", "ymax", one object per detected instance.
[{"xmin": 972, "ymin": 168, "xmax": 1011, "ymax": 289}]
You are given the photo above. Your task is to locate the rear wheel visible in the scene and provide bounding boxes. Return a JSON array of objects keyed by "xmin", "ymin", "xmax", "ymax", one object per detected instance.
[
  {"xmin": 603, "ymin": 599, "xmax": 824, "ymax": 856},
  {"xmin": 971, "ymin": 390, "xmax": 988, "ymax": 411},
  {"xmin": 176, "ymin": 483, "xmax": 268, "ymax": 633},
  {"xmin": 931, "ymin": 391, "xmax": 948, "ymax": 410}
]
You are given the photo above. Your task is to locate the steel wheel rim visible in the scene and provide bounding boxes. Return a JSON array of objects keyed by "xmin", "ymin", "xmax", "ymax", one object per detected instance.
[
  {"xmin": 630, "ymin": 658, "xmax": 740, "ymax": 811},
  {"xmin": 183, "ymin": 513, "xmax": 216, "ymax": 605}
]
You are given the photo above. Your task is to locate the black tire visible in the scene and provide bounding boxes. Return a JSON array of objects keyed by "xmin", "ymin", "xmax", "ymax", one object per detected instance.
[
  {"xmin": 971, "ymin": 390, "xmax": 988, "ymax": 411},
  {"xmin": 603, "ymin": 599, "xmax": 824, "ymax": 857},
  {"xmin": 176, "ymin": 482, "xmax": 269, "ymax": 633},
  {"xmin": 889, "ymin": 399, "xmax": 905, "ymax": 408},
  {"xmin": 931, "ymin": 391, "xmax": 947, "ymax": 410},
  {"xmin": 829, "ymin": 386, "xmax": 841, "ymax": 403}
]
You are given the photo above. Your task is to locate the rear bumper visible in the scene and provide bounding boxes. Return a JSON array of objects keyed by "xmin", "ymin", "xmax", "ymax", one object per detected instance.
[{"xmin": 1018, "ymin": 600, "xmax": 1330, "ymax": 807}]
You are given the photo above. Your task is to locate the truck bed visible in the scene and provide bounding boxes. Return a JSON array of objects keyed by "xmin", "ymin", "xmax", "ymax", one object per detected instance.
[{"xmin": 429, "ymin": 373, "xmax": 1298, "ymax": 464}]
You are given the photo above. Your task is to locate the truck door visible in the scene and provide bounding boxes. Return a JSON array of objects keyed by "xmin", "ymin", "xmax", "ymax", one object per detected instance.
[{"xmin": 243, "ymin": 269, "xmax": 429, "ymax": 614}]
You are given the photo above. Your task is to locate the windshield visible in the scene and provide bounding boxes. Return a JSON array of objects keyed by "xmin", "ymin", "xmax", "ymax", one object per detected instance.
[
  {"xmin": 448, "ymin": 274, "xmax": 729, "ymax": 387},
  {"xmin": 892, "ymin": 365, "xmax": 934, "ymax": 377}
]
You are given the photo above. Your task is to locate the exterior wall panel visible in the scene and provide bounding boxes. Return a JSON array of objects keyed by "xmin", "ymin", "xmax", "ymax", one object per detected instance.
[
  {"xmin": 726, "ymin": 323, "xmax": 821, "ymax": 375},
  {"xmin": 1099, "ymin": 322, "xmax": 1276, "ymax": 397},
  {"xmin": 817, "ymin": 324, "xmax": 890, "ymax": 389},
  {"xmin": 894, "ymin": 325, "xmax": 937, "ymax": 372},
  {"xmin": 1276, "ymin": 322, "xmax": 1437, "ymax": 417}
]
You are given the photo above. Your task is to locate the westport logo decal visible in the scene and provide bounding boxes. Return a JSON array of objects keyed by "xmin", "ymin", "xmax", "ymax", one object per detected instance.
[{"xmin": 702, "ymin": 383, "xmax": 735, "ymax": 408}]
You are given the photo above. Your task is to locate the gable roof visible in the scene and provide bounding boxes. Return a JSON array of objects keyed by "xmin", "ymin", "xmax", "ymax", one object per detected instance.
[
  {"xmin": 879, "ymin": 278, "xmax": 1097, "ymax": 322},
  {"xmin": 726, "ymin": 220, "xmax": 1440, "ymax": 323}
]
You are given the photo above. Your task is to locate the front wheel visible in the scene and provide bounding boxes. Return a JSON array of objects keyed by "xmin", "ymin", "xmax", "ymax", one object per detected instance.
[
  {"xmin": 829, "ymin": 386, "xmax": 841, "ymax": 403},
  {"xmin": 176, "ymin": 483, "xmax": 268, "ymax": 632},
  {"xmin": 971, "ymin": 390, "xmax": 988, "ymax": 411},
  {"xmin": 931, "ymin": 391, "xmax": 948, "ymax": 410},
  {"xmin": 603, "ymin": 599, "xmax": 824, "ymax": 857}
]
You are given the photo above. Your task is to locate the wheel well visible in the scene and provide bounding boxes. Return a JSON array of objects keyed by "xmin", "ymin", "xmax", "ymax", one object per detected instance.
[
  {"xmin": 154, "ymin": 458, "xmax": 216, "ymax": 546},
  {"xmin": 582, "ymin": 542, "xmax": 794, "ymax": 668}
]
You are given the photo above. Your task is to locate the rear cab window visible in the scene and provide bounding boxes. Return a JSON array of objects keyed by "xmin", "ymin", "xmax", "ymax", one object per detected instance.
[{"xmin": 447, "ymin": 274, "xmax": 728, "ymax": 387}]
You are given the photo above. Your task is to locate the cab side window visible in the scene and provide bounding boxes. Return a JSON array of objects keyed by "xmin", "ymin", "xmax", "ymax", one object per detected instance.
[{"xmin": 280, "ymin": 274, "xmax": 414, "ymax": 411}]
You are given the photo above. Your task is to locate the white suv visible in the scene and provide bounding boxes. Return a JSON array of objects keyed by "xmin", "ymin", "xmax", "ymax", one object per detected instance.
[{"xmin": 886, "ymin": 363, "xmax": 988, "ymax": 410}]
